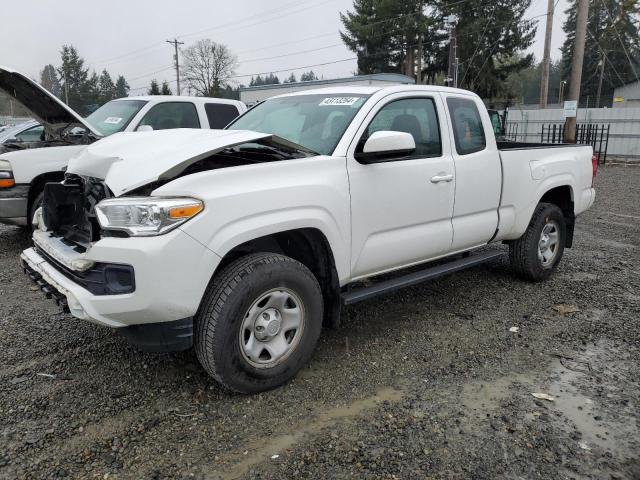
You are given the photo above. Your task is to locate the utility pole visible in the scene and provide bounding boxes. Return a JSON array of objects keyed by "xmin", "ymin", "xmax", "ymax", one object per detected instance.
[
  {"xmin": 558, "ymin": 80, "xmax": 567, "ymax": 104},
  {"xmin": 539, "ymin": 0, "xmax": 554, "ymax": 108},
  {"xmin": 563, "ymin": 0, "xmax": 589, "ymax": 143},
  {"xmin": 595, "ymin": 55, "xmax": 605, "ymax": 108},
  {"xmin": 416, "ymin": 0, "xmax": 424, "ymax": 84},
  {"xmin": 166, "ymin": 39, "xmax": 184, "ymax": 96},
  {"xmin": 63, "ymin": 71, "xmax": 69, "ymax": 105},
  {"xmin": 445, "ymin": 15, "xmax": 458, "ymax": 87}
]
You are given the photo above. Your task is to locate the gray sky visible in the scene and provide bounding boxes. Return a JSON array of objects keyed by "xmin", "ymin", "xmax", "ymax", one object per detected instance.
[{"xmin": 1, "ymin": 0, "xmax": 569, "ymax": 94}]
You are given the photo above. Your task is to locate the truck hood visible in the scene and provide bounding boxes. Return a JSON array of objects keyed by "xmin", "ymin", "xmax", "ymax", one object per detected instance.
[
  {"xmin": 67, "ymin": 128, "xmax": 274, "ymax": 195},
  {"xmin": 0, "ymin": 65, "xmax": 101, "ymax": 139}
]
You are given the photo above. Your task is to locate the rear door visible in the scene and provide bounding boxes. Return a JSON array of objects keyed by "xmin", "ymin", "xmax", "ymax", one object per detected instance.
[
  {"xmin": 347, "ymin": 93, "xmax": 455, "ymax": 278},
  {"xmin": 442, "ymin": 94, "xmax": 501, "ymax": 250}
]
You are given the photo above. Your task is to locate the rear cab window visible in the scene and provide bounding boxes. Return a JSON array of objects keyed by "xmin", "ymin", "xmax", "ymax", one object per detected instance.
[
  {"xmin": 447, "ymin": 97, "xmax": 486, "ymax": 155},
  {"xmin": 205, "ymin": 103, "xmax": 240, "ymax": 129}
]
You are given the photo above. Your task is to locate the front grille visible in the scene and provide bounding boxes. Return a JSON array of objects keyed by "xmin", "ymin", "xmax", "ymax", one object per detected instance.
[{"xmin": 42, "ymin": 175, "xmax": 111, "ymax": 248}]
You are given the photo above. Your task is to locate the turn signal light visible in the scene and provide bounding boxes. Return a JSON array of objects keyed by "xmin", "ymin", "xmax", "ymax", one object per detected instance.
[
  {"xmin": 168, "ymin": 203, "xmax": 203, "ymax": 219},
  {"xmin": 0, "ymin": 178, "xmax": 15, "ymax": 188}
]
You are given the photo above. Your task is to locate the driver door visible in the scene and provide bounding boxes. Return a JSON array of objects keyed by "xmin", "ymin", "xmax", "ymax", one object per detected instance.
[{"xmin": 347, "ymin": 93, "xmax": 455, "ymax": 279}]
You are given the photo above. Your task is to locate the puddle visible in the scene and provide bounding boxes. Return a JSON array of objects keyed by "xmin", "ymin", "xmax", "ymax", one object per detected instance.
[
  {"xmin": 207, "ymin": 386, "xmax": 405, "ymax": 480},
  {"xmin": 546, "ymin": 342, "xmax": 638, "ymax": 456},
  {"xmin": 462, "ymin": 373, "xmax": 535, "ymax": 414}
]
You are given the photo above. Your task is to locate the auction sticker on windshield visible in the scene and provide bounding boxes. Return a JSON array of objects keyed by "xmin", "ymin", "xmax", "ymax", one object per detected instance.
[
  {"xmin": 319, "ymin": 97, "xmax": 361, "ymax": 106},
  {"xmin": 103, "ymin": 117, "xmax": 123, "ymax": 125}
]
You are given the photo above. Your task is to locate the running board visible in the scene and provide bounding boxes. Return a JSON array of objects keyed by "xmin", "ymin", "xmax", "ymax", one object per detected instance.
[{"xmin": 342, "ymin": 250, "xmax": 505, "ymax": 305}]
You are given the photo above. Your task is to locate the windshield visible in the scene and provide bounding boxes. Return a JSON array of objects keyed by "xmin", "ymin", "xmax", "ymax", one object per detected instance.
[
  {"xmin": 227, "ymin": 94, "xmax": 370, "ymax": 155},
  {"xmin": 86, "ymin": 100, "xmax": 147, "ymax": 136}
]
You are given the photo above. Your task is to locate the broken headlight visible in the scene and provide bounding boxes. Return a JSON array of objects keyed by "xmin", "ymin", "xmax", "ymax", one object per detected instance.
[{"xmin": 95, "ymin": 197, "xmax": 203, "ymax": 236}]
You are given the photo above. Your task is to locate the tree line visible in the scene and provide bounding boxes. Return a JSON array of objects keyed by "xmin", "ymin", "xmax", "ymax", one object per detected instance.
[
  {"xmin": 340, "ymin": 0, "xmax": 640, "ymax": 105},
  {"xmin": 39, "ymin": 45, "xmax": 131, "ymax": 115}
]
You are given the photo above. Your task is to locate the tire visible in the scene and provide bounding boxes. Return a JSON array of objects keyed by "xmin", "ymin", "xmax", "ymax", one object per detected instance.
[
  {"xmin": 509, "ymin": 202, "xmax": 566, "ymax": 282},
  {"xmin": 28, "ymin": 190, "xmax": 44, "ymax": 229},
  {"xmin": 195, "ymin": 252, "xmax": 323, "ymax": 394}
]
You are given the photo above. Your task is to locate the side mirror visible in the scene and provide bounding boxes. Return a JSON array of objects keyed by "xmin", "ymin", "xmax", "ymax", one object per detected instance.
[
  {"xmin": 355, "ymin": 131, "xmax": 416, "ymax": 163},
  {"xmin": 136, "ymin": 125, "xmax": 154, "ymax": 132}
]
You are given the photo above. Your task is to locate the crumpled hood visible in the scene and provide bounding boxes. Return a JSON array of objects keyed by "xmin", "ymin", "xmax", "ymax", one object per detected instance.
[
  {"xmin": 67, "ymin": 128, "xmax": 272, "ymax": 195},
  {"xmin": 0, "ymin": 65, "xmax": 101, "ymax": 138}
]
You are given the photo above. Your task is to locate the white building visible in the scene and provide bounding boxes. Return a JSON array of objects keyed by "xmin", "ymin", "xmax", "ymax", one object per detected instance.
[
  {"xmin": 612, "ymin": 80, "xmax": 640, "ymax": 108},
  {"xmin": 239, "ymin": 73, "xmax": 416, "ymax": 105}
]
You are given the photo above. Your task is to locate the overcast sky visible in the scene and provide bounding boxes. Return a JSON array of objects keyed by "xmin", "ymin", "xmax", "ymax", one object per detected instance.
[{"xmin": 1, "ymin": 0, "xmax": 569, "ymax": 94}]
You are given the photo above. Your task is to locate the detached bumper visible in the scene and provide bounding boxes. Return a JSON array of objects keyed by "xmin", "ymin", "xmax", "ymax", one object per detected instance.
[
  {"xmin": 0, "ymin": 184, "xmax": 29, "ymax": 225},
  {"xmin": 21, "ymin": 229, "xmax": 221, "ymax": 330}
]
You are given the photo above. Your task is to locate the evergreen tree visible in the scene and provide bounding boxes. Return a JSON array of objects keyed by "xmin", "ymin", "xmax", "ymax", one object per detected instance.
[
  {"xmin": 98, "ymin": 69, "xmax": 116, "ymax": 104},
  {"xmin": 341, "ymin": 1, "xmax": 438, "ymax": 77},
  {"xmin": 114, "ymin": 76, "xmax": 130, "ymax": 98},
  {"xmin": 561, "ymin": 0, "xmax": 640, "ymax": 106},
  {"xmin": 160, "ymin": 81, "xmax": 173, "ymax": 95},
  {"xmin": 85, "ymin": 71, "xmax": 101, "ymax": 111},
  {"xmin": 40, "ymin": 64, "xmax": 62, "ymax": 98},
  {"xmin": 285, "ymin": 73, "xmax": 297, "ymax": 83},
  {"xmin": 253, "ymin": 75, "xmax": 265, "ymax": 86},
  {"xmin": 148, "ymin": 79, "xmax": 161, "ymax": 95},
  {"xmin": 263, "ymin": 73, "xmax": 280, "ymax": 85},
  {"xmin": 437, "ymin": 0, "xmax": 536, "ymax": 98},
  {"xmin": 340, "ymin": 0, "xmax": 536, "ymax": 97},
  {"xmin": 57, "ymin": 45, "xmax": 89, "ymax": 112},
  {"xmin": 300, "ymin": 70, "xmax": 318, "ymax": 81}
]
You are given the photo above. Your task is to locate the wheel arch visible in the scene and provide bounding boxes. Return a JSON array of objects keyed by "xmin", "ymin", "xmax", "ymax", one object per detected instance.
[
  {"xmin": 538, "ymin": 185, "xmax": 575, "ymax": 248},
  {"xmin": 211, "ymin": 228, "xmax": 342, "ymax": 329}
]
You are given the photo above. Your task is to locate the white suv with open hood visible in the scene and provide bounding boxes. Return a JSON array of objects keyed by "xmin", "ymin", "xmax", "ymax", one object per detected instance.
[
  {"xmin": 21, "ymin": 86, "xmax": 596, "ymax": 393},
  {"xmin": 0, "ymin": 66, "xmax": 246, "ymax": 226}
]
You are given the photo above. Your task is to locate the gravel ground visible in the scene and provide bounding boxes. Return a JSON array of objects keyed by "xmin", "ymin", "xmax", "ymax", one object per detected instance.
[{"xmin": 0, "ymin": 165, "xmax": 638, "ymax": 480}]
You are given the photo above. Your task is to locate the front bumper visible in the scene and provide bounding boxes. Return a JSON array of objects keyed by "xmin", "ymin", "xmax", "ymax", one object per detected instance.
[
  {"xmin": 21, "ymin": 228, "xmax": 221, "ymax": 328},
  {"xmin": 0, "ymin": 184, "xmax": 29, "ymax": 225}
]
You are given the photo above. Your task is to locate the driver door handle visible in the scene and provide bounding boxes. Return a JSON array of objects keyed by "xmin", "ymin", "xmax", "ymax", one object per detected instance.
[{"xmin": 430, "ymin": 174, "xmax": 454, "ymax": 183}]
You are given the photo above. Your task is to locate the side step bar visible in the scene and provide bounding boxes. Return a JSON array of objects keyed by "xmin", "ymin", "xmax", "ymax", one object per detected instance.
[{"xmin": 342, "ymin": 250, "xmax": 505, "ymax": 305}]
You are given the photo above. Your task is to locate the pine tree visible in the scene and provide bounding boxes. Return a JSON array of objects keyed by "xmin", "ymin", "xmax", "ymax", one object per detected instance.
[
  {"xmin": 160, "ymin": 81, "xmax": 173, "ymax": 95},
  {"xmin": 561, "ymin": 0, "xmax": 640, "ymax": 106},
  {"xmin": 57, "ymin": 45, "xmax": 89, "ymax": 112},
  {"xmin": 98, "ymin": 70, "xmax": 116, "ymax": 104},
  {"xmin": 438, "ymin": 0, "xmax": 537, "ymax": 98},
  {"xmin": 85, "ymin": 71, "xmax": 101, "ymax": 111},
  {"xmin": 300, "ymin": 70, "xmax": 318, "ymax": 81},
  {"xmin": 148, "ymin": 79, "xmax": 161, "ymax": 95},
  {"xmin": 40, "ymin": 64, "xmax": 62, "ymax": 98},
  {"xmin": 285, "ymin": 73, "xmax": 297, "ymax": 83},
  {"xmin": 114, "ymin": 76, "xmax": 130, "ymax": 98},
  {"xmin": 340, "ymin": 0, "xmax": 437, "ymax": 77},
  {"xmin": 340, "ymin": 0, "xmax": 536, "ymax": 97}
]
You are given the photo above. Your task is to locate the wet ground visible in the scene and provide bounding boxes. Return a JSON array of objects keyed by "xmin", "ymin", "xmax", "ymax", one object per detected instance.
[{"xmin": 0, "ymin": 165, "xmax": 638, "ymax": 479}]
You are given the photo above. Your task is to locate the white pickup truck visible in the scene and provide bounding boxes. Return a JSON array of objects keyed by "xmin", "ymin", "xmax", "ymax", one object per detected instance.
[
  {"xmin": 0, "ymin": 66, "xmax": 246, "ymax": 226},
  {"xmin": 21, "ymin": 86, "xmax": 596, "ymax": 393}
]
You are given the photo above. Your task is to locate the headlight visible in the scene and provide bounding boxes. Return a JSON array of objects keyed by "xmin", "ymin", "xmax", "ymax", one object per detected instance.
[
  {"xmin": 0, "ymin": 159, "xmax": 15, "ymax": 188},
  {"xmin": 95, "ymin": 197, "xmax": 203, "ymax": 236}
]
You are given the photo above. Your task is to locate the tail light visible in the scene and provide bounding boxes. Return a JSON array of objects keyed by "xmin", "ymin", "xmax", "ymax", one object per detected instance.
[{"xmin": 591, "ymin": 154, "xmax": 598, "ymax": 186}]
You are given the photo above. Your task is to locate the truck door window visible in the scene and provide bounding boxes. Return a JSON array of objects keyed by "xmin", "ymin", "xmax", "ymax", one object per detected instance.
[
  {"xmin": 360, "ymin": 97, "xmax": 442, "ymax": 158},
  {"xmin": 138, "ymin": 102, "xmax": 201, "ymax": 131},
  {"xmin": 205, "ymin": 103, "xmax": 240, "ymax": 129},
  {"xmin": 447, "ymin": 97, "xmax": 486, "ymax": 155},
  {"xmin": 15, "ymin": 124, "xmax": 45, "ymax": 142}
]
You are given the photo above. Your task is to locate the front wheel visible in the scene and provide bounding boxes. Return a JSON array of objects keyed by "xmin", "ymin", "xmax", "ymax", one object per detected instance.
[
  {"xmin": 509, "ymin": 202, "xmax": 566, "ymax": 282},
  {"xmin": 195, "ymin": 253, "xmax": 323, "ymax": 393}
]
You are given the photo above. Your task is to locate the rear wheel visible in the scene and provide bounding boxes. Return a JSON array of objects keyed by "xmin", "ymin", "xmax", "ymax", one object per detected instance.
[
  {"xmin": 195, "ymin": 253, "xmax": 323, "ymax": 393},
  {"xmin": 509, "ymin": 202, "xmax": 566, "ymax": 282}
]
